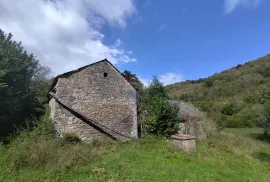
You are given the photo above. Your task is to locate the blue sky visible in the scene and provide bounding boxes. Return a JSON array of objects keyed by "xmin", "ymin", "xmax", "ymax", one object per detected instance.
[
  {"xmin": 106, "ymin": 0, "xmax": 270, "ymax": 84},
  {"xmin": 1, "ymin": 0, "xmax": 269, "ymax": 85}
]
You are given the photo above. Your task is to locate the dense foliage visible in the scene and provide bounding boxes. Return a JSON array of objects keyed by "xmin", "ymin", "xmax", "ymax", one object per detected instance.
[
  {"xmin": 122, "ymin": 71, "xmax": 180, "ymax": 137},
  {"xmin": 167, "ymin": 55, "xmax": 270, "ymax": 131},
  {"xmin": 140, "ymin": 77, "xmax": 179, "ymax": 136},
  {"xmin": 0, "ymin": 30, "xmax": 51, "ymax": 139}
]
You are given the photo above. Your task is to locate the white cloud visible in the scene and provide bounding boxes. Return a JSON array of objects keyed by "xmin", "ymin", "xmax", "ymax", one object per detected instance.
[
  {"xmin": 158, "ymin": 73, "xmax": 184, "ymax": 86},
  {"xmin": 127, "ymin": 51, "xmax": 133, "ymax": 55},
  {"xmin": 114, "ymin": 38, "xmax": 122, "ymax": 47},
  {"xmin": 158, "ymin": 24, "xmax": 167, "ymax": 32},
  {"xmin": 85, "ymin": 0, "xmax": 135, "ymax": 28},
  {"xmin": 0, "ymin": 0, "xmax": 136, "ymax": 75},
  {"xmin": 139, "ymin": 77, "xmax": 151, "ymax": 87},
  {"xmin": 224, "ymin": 0, "xmax": 262, "ymax": 13},
  {"xmin": 139, "ymin": 73, "xmax": 184, "ymax": 87}
]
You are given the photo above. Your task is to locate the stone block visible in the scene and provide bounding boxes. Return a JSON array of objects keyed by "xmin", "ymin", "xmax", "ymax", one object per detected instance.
[{"xmin": 171, "ymin": 134, "xmax": 196, "ymax": 153}]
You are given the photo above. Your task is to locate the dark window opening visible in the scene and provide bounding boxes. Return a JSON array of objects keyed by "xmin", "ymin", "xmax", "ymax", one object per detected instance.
[{"xmin": 104, "ymin": 72, "xmax": 108, "ymax": 77}]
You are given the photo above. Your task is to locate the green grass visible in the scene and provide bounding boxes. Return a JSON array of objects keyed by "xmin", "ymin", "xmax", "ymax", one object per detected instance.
[
  {"xmin": 224, "ymin": 128, "xmax": 263, "ymax": 135},
  {"xmin": 1, "ymin": 132, "xmax": 270, "ymax": 182},
  {"xmin": 1, "ymin": 117, "xmax": 269, "ymax": 182}
]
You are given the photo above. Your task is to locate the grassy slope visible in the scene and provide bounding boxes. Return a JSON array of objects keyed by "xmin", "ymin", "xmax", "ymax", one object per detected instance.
[
  {"xmin": 166, "ymin": 54, "xmax": 270, "ymax": 127},
  {"xmin": 1, "ymin": 132, "xmax": 270, "ymax": 182},
  {"xmin": 167, "ymin": 54, "xmax": 270, "ymax": 96}
]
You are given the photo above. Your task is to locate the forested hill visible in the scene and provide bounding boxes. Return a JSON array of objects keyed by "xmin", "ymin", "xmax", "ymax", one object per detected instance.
[{"xmin": 166, "ymin": 54, "xmax": 270, "ymax": 128}]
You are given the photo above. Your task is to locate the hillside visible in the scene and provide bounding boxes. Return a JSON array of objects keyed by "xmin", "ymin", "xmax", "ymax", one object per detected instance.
[{"xmin": 166, "ymin": 54, "xmax": 270, "ymax": 128}]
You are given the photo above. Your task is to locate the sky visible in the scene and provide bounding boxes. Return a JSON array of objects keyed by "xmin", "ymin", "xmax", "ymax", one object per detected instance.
[{"xmin": 0, "ymin": 0, "xmax": 269, "ymax": 86}]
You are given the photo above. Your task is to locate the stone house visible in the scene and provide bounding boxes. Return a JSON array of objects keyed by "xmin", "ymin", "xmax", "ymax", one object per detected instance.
[{"xmin": 49, "ymin": 59, "xmax": 138, "ymax": 141}]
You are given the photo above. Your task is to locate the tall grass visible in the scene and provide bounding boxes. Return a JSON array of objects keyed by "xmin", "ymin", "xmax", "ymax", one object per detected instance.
[
  {"xmin": 1, "ymin": 113, "xmax": 270, "ymax": 181},
  {"xmin": 0, "ymin": 114, "xmax": 119, "ymax": 173}
]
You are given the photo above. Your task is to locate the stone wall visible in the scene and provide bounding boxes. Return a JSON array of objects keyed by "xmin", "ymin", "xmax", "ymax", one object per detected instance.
[
  {"xmin": 49, "ymin": 61, "xmax": 138, "ymax": 141},
  {"xmin": 168, "ymin": 100, "xmax": 216, "ymax": 140}
]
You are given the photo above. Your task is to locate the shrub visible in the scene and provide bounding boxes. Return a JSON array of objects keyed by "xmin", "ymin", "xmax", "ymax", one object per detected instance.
[
  {"xmin": 236, "ymin": 64, "xmax": 242, "ymax": 69},
  {"xmin": 226, "ymin": 116, "xmax": 245, "ymax": 128},
  {"xmin": 142, "ymin": 95, "xmax": 179, "ymax": 137},
  {"xmin": 141, "ymin": 77, "xmax": 180, "ymax": 137},
  {"xmin": 204, "ymin": 79, "xmax": 214, "ymax": 88},
  {"xmin": 31, "ymin": 107, "xmax": 54, "ymax": 137},
  {"xmin": 253, "ymin": 104, "xmax": 270, "ymax": 135}
]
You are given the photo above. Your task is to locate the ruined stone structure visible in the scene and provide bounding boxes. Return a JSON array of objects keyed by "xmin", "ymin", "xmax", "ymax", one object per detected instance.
[
  {"xmin": 49, "ymin": 59, "xmax": 138, "ymax": 141},
  {"xmin": 171, "ymin": 134, "xmax": 196, "ymax": 153},
  {"xmin": 168, "ymin": 100, "xmax": 216, "ymax": 140}
]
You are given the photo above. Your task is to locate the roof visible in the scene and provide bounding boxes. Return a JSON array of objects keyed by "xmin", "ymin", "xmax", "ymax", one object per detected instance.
[
  {"xmin": 49, "ymin": 59, "xmax": 136, "ymax": 91},
  {"xmin": 167, "ymin": 100, "xmax": 200, "ymax": 113},
  {"xmin": 167, "ymin": 100, "xmax": 201, "ymax": 121}
]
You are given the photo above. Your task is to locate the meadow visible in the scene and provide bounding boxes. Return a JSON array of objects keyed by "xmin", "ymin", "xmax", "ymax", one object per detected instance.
[{"xmin": 1, "ymin": 125, "xmax": 270, "ymax": 182}]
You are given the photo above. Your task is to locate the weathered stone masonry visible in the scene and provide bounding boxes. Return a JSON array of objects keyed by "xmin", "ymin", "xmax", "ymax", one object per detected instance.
[{"xmin": 49, "ymin": 59, "xmax": 138, "ymax": 141}]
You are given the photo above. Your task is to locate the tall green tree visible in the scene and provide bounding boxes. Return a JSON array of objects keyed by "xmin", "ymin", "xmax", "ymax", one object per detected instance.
[
  {"xmin": 141, "ymin": 77, "xmax": 179, "ymax": 137},
  {"xmin": 0, "ymin": 30, "xmax": 51, "ymax": 139}
]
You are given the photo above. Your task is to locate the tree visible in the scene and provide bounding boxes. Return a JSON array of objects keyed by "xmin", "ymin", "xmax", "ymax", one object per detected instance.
[
  {"xmin": 141, "ymin": 77, "xmax": 179, "ymax": 137},
  {"xmin": 204, "ymin": 79, "xmax": 214, "ymax": 88},
  {"xmin": 253, "ymin": 104, "xmax": 269, "ymax": 135},
  {"xmin": 256, "ymin": 87, "xmax": 270, "ymax": 134},
  {"xmin": 121, "ymin": 70, "xmax": 143, "ymax": 91},
  {"xmin": 0, "ymin": 29, "xmax": 51, "ymax": 139}
]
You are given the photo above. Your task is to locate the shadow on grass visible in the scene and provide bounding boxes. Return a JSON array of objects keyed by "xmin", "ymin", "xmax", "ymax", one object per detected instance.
[
  {"xmin": 248, "ymin": 133, "xmax": 270, "ymax": 144},
  {"xmin": 253, "ymin": 151, "xmax": 270, "ymax": 164}
]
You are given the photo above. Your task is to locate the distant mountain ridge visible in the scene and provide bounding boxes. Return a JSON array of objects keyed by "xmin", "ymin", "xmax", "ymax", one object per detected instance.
[{"xmin": 166, "ymin": 54, "xmax": 270, "ymax": 128}]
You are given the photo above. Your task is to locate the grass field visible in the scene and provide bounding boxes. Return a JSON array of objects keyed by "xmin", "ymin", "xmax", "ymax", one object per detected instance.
[{"xmin": 1, "ymin": 128, "xmax": 270, "ymax": 182}]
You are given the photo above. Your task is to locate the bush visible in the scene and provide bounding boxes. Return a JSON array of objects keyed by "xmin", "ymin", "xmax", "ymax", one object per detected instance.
[
  {"xmin": 226, "ymin": 116, "xmax": 245, "ymax": 128},
  {"xmin": 253, "ymin": 104, "xmax": 270, "ymax": 134},
  {"xmin": 204, "ymin": 79, "xmax": 214, "ymax": 88},
  {"xmin": 32, "ymin": 107, "xmax": 54, "ymax": 136},
  {"xmin": 141, "ymin": 77, "xmax": 180, "ymax": 137}
]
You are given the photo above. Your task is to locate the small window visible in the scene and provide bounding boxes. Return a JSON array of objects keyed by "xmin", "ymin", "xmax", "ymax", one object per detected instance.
[{"xmin": 104, "ymin": 72, "xmax": 108, "ymax": 77}]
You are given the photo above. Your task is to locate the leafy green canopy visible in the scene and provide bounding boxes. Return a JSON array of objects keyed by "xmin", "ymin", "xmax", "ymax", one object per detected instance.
[
  {"xmin": 141, "ymin": 77, "xmax": 179, "ymax": 136},
  {"xmin": 0, "ymin": 29, "xmax": 51, "ymax": 139},
  {"xmin": 121, "ymin": 71, "xmax": 180, "ymax": 137}
]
